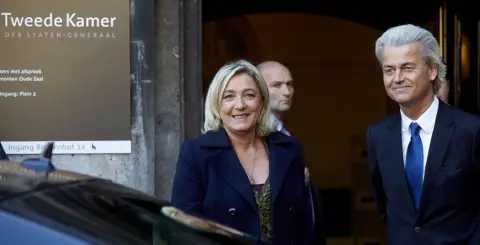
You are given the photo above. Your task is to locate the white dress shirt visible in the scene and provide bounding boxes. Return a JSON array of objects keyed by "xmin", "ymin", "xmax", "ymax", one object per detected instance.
[{"xmin": 400, "ymin": 96, "xmax": 439, "ymax": 180}]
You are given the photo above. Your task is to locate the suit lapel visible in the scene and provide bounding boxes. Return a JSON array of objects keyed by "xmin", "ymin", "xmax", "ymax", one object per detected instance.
[
  {"xmin": 418, "ymin": 102, "xmax": 454, "ymax": 214},
  {"xmin": 267, "ymin": 134, "xmax": 296, "ymax": 204},
  {"xmin": 386, "ymin": 113, "xmax": 417, "ymax": 215}
]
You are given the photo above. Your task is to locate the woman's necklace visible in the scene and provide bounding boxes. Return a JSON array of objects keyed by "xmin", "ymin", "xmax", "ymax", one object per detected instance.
[{"xmin": 248, "ymin": 145, "xmax": 257, "ymax": 184}]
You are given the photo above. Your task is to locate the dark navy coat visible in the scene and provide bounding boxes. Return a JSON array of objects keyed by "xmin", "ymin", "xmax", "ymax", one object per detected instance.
[{"xmin": 171, "ymin": 129, "xmax": 314, "ymax": 245}]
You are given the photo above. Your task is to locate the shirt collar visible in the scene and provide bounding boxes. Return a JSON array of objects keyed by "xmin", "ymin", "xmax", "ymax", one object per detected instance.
[
  {"xmin": 270, "ymin": 114, "xmax": 284, "ymax": 131},
  {"xmin": 400, "ymin": 96, "xmax": 439, "ymax": 134}
]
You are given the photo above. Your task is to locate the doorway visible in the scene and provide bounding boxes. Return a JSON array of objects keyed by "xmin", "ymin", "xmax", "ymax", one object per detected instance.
[{"xmin": 201, "ymin": 1, "xmax": 441, "ymax": 244}]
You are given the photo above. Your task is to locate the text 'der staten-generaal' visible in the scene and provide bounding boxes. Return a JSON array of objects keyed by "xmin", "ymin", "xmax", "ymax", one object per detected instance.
[{"xmin": 0, "ymin": 68, "xmax": 43, "ymax": 98}]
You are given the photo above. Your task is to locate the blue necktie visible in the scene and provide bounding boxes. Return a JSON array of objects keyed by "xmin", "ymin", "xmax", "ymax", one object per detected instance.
[{"xmin": 405, "ymin": 122, "xmax": 424, "ymax": 210}]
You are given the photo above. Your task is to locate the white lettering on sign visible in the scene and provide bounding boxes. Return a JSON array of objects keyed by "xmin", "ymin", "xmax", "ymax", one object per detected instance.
[{"xmin": 1, "ymin": 12, "xmax": 117, "ymax": 28}]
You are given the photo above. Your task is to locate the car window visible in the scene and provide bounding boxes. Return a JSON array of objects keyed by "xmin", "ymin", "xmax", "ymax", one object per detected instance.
[
  {"xmin": 0, "ymin": 211, "xmax": 90, "ymax": 245},
  {"xmin": 0, "ymin": 180, "xmax": 254, "ymax": 245}
]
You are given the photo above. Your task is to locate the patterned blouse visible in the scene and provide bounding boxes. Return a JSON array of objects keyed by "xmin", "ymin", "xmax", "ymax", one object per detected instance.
[
  {"xmin": 253, "ymin": 180, "xmax": 273, "ymax": 244},
  {"xmin": 252, "ymin": 140, "xmax": 273, "ymax": 244}
]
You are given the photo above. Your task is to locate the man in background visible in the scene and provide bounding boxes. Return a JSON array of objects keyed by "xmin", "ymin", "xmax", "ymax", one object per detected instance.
[
  {"xmin": 257, "ymin": 61, "xmax": 326, "ymax": 245},
  {"xmin": 257, "ymin": 61, "xmax": 294, "ymax": 135}
]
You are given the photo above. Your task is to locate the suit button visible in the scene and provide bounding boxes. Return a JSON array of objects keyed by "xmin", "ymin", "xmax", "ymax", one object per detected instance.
[
  {"xmin": 228, "ymin": 208, "xmax": 236, "ymax": 216},
  {"xmin": 414, "ymin": 226, "xmax": 421, "ymax": 232}
]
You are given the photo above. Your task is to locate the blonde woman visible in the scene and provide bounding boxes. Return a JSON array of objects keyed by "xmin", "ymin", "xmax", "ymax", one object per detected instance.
[{"xmin": 171, "ymin": 60, "xmax": 314, "ymax": 245}]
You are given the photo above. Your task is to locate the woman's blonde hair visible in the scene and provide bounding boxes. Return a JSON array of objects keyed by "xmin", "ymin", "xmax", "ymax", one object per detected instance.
[{"xmin": 203, "ymin": 59, "xmax": 276, "ymax": 137}]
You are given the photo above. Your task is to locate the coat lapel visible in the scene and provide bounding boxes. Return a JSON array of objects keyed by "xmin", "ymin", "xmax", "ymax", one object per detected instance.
[
  {"xmin": 267, "ymin": 133, "xmax": 296, "ymax": 204},
  {"xmin": 386, "ymin": 113, "xmax": 417, "ymax": 216},
  {"xmin": 199, "ymin": 129, "xmax": 297, "ymax": 211},
  {"xmin": 418, "ymin": 102, "xmax": 454, "ymax": 214},
  {"xmin": 201, "ymin": 129, "xmax": 257, "ymax": 212},
  {"xmin": 208, "ymin": 148, "xmax": 258, "ymax": 211}
]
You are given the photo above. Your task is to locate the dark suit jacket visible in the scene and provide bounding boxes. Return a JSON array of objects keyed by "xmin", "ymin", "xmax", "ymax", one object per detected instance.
[
  {"xmin": 171, "ymin": 129, "xmax": 314, "ymax": 245},
  {"xmin": 0, "ymin": 143, "xmax": 8, "ymax": 160},
  {"xmin": 367, "ymin": 101, "xmax": 480, "ymax": 245}
]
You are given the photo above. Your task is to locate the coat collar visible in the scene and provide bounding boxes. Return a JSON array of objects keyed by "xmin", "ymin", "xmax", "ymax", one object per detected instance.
[
  {"xmin": 387, "ymin": 100, "xmax": 453, "ymax": 130},
  {"xmin": 198, "ymin": 127, "xmax": 294, "ymax": 148}
]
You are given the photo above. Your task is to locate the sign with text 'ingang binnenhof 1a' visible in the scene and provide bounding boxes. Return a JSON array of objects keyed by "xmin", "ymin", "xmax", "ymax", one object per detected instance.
[{"xmin": 0, "ymin": 0, "xmax": 131, "ymax": 154}]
